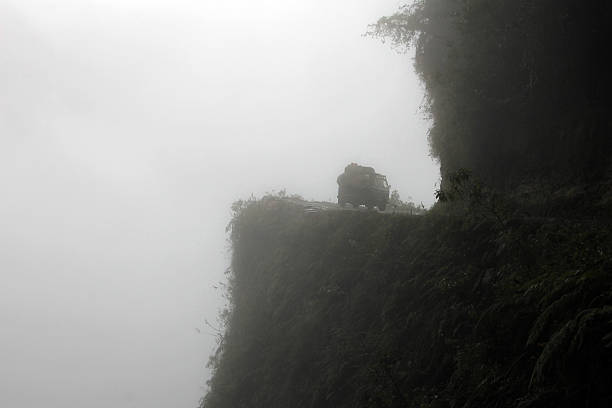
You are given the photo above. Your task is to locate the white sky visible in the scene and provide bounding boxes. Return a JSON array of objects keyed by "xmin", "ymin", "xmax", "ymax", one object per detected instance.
[{"xmin": 0, "ymin": 1, "xmax": 439, "ymax": 407}]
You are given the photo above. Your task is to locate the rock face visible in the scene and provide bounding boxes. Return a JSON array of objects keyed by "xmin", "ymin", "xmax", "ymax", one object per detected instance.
[{"xmin": 201, "ymin": 197, "xmax": 612, "ymax": 408}]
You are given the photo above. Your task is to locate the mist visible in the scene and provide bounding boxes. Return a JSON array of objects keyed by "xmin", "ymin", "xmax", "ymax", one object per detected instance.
[{"xmin": 0, "ymin": 1, "xmax": 438, "ymax": 407}]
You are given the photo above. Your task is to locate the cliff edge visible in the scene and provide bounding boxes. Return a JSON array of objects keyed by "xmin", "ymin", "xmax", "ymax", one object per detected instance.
[{"xmin": 202, "ymin": 195, "xmax": 612, "ymax": 408}]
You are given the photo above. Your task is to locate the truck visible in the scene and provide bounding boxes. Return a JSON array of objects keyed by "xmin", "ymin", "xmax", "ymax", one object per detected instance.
[{"xmin": 337, "ymin": 163, "xmax": 390, "ymax": 211}]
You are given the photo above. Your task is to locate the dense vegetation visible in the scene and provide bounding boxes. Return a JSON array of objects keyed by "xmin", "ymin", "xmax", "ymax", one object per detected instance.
[
  {"xmin": 201, "ymin": 1, "xmax": 612, "ymax": 407},
  {"xmin": 202, "ymin": 196, "xmax": 611, "ymax": 407},
  {"xmin": 369, "ymin": 0, "xmax": 612, "ymax": 188}
]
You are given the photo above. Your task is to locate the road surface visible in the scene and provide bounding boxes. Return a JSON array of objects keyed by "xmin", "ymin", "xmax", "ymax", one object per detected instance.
[{"xmin": 281, "ymin": 197, "xmax": 423, "ymax": 215}]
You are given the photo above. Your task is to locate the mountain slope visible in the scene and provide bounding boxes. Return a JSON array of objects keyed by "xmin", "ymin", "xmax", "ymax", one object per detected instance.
[{"xmin": 202, "ymin": 196, "xmax": 612, "ymax": 408}]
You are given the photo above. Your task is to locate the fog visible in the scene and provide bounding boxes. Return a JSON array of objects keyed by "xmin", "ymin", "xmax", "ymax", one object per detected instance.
[{"xmin": 0, "ymin": 1, "xmax": 438, "ymax": 407}]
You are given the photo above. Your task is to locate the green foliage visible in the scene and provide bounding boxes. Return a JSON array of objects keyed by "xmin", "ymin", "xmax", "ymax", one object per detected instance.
[
  {"xmin": 389, "ymin": 190, "xmax": 427, "ymax": 215},
  {"xmin": 369, "ymin": 0, "xmax": 612, "ymax": 188},
  {"xmin": 202, "ymin": 198, "xmax": 612, "ymax": 408}
]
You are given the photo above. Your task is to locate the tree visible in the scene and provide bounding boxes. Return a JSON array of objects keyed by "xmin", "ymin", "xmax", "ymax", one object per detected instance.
[{"xmin": 389, "ymin": 189, "xmax": 425, "ymax": 214}]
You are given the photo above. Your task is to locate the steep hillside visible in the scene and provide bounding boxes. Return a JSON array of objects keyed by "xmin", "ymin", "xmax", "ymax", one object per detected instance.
[
  {"xmin": 369, "ymin": 0, "xmax": 612, "ymax": 188},
  {"xmin": 202, "ymin": 195, "xmax": 612, "ymax": 408}
]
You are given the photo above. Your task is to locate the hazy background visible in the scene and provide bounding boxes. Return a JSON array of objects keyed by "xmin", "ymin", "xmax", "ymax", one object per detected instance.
[{"xmin": 0, "ymin": 0, "xmax": 438, "ymax": 407}]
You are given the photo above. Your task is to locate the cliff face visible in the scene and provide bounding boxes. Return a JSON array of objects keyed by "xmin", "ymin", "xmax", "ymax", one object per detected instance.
[
  {"xmin": 369, "ymin": 1, "xmax": 612, "ymax": 189},
  {"xmin": 202, "ymin": 197, "xmax": 612, "ymax": 408}
]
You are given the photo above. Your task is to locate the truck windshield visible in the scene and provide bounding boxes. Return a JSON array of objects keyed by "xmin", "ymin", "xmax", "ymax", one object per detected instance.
[{"xmin": 375, "ymin": 176, "xmax": 388, "ymax": 189}]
